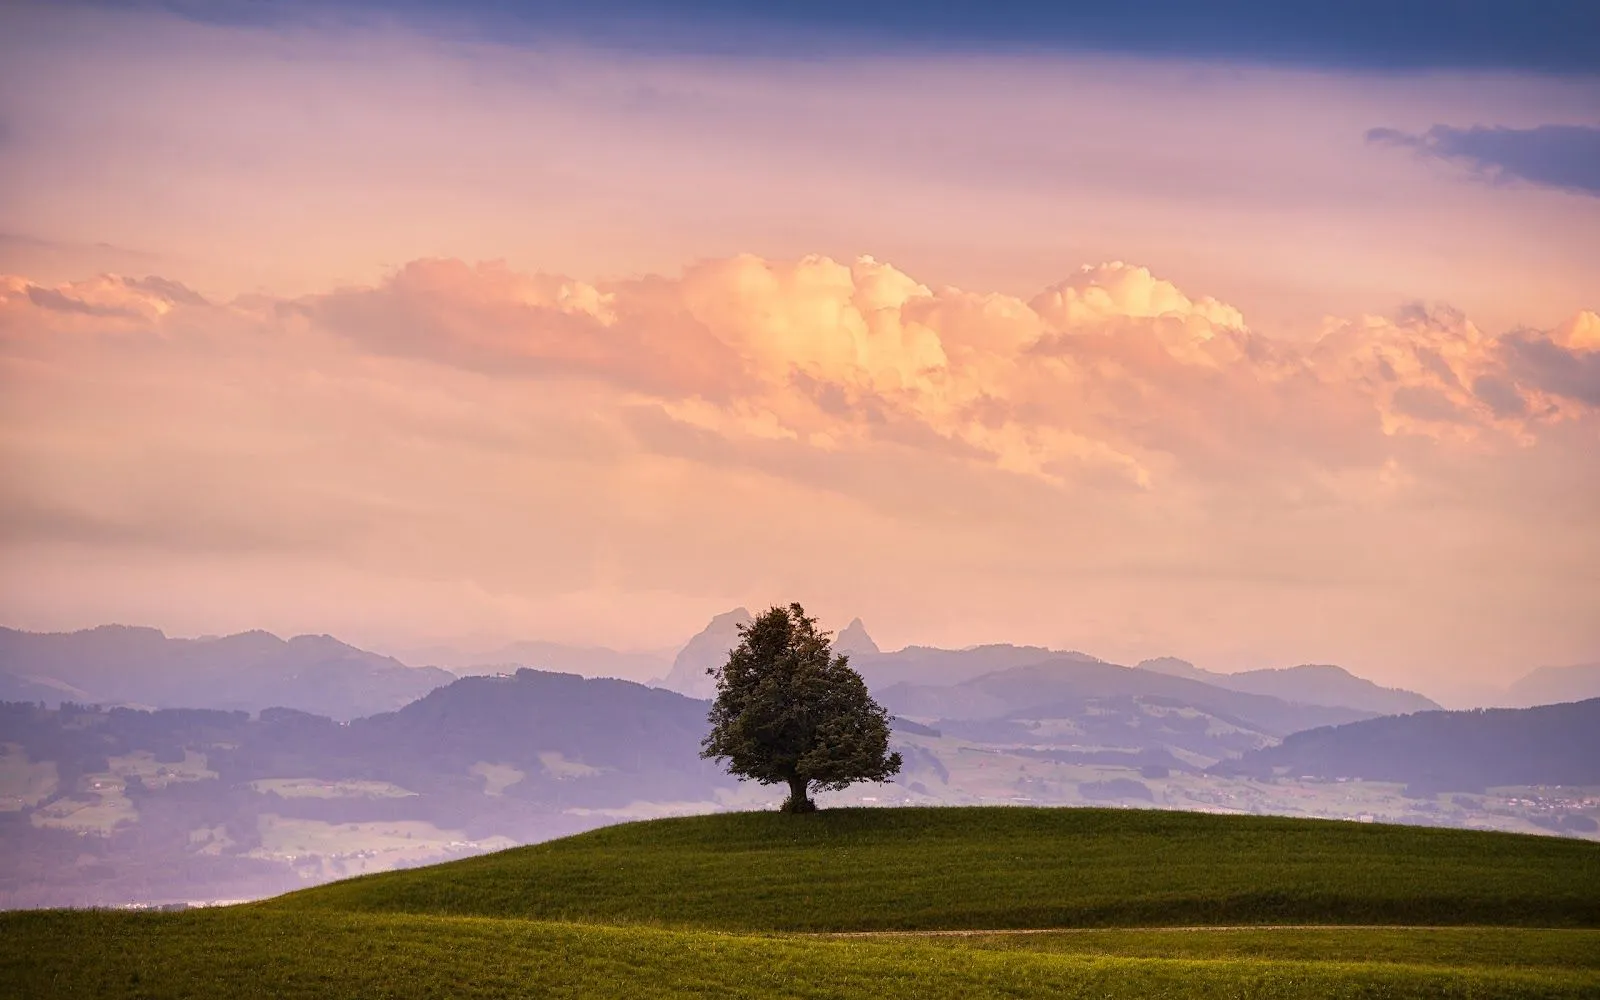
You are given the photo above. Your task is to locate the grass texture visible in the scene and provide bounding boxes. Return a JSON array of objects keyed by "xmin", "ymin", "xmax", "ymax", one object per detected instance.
[
  {"xmin": 6, "ymin": 806, "xmax": 1599, "ymax": 998},
  {"xmin": 275, "ymin": 806, "xmax": 1600, "ymax": 930}
]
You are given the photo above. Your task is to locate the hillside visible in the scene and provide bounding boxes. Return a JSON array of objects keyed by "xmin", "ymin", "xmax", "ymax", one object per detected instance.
[
  {"xmin": 345, "ymin": 671, "xmax": 725, "ymax": 805},
  {"xmin": 278, "ymin": 807, "xmax": 1600, "ymax": 930},
  {"xmin": 5, "ymin": 808, "xmax": 1600, "ymax": 998},
  {"xmin": 854, "ymin": 644, "xmax": 1095, "ymax": 689},
  {"xmin": 878, "ymin": 658, "xmax": 1374, "ymax": 763},
  {"xmin": 12, "ymin": 659, "xmax": 1600, "ymax": 910},
  {"xmin": 1139, "ymin": 658, "xmax": 1439, "ymax": 715},
  {"xmin": 0, "ymin": 671, "xmax": 735, "ymax": 908},
  {"xmin": 9, "ymin": 909, "xmax": 1599, "ymax": 999},
  {"xmin": 0, "ymin": 625, "xmax": 452, "ymax": 720},
  {"xmin": 1217, "ymin": 698, "xmax": 1600, "ymax": 794}
]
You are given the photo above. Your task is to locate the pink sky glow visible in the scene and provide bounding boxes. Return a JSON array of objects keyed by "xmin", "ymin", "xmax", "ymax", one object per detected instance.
[{"xmin": 1, "ymin": 3, "xmax": 1597, "ymax": 702}]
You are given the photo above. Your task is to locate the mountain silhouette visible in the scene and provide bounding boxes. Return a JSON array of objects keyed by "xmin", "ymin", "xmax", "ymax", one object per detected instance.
[
  {"xmin": 654, "ymin": 608, "xmax": 753, "ymax": 699},
  {"xmin": 880, "ymin": 659, "xmax": 1374, "ymax": 737},
  {"xmin": 834, "ymin": 618, "xmax": 880, "ymax": 658},
  {"xmin": 1137, "ymin": 658, "xmax": 1438, "ymax": 715},
  {"xmin": 1216, "ymin": 698, "xmax": 1600, "ymax": 792},
  {"xmin": 0, "ymin": 626, "xmax": 453, "ymax": 721},
  {"xmin": 1502, "ymin": 662, "xmax": 1600, "ymax": 708},
  {"xmin": 853, "ymin": 644, "xmax": 1098, "ymax": 690}
]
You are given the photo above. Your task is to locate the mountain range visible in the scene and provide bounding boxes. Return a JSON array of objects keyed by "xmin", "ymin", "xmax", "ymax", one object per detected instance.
[
  {"xmin": 879, "ymin": 658, "xmax": 1374, "ymax": 735},
  {"xmin": 5, "ymin": 656, "xmax": 1598, "ymax": 910},
  {"xmin": 873, "ymin": 657, "xmax": 1379, "ymax": 768},
  {"xmin": 0, "ymin": 669, "xmax": 731, "ymax": 908},
  {"xmin": 0, "ymin": 626, "xmax": 453, "ymax": 721},
  {"xmin": 1136, "ymin": 657, "xmax": 1440, "ymax": 715},
  {"xmin": 385, "ymin": 639, "xmax": 673, "ymax": 684},
  {"xmin": 1217, "ymin": 698, "xmax": 1600, "ymax": 796},
  {"xmin": 4, "ymin": 614, "xmax": 1591, "ymax": 732}
]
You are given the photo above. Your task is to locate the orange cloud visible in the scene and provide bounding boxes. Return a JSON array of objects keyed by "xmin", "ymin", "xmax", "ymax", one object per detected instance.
[
  {"xmin": 274, "ymin": 255, "xmax": 1593, "ymax": 493},
  {"xmin": 1, "ymin": 256, "xmax": 1596, "ymax": 690}
]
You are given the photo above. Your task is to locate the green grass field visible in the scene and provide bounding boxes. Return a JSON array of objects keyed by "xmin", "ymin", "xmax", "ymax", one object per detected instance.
[
  {"xmin": 5, "ymin": 807, "xmax": 1599, "ymax": 998},
  {"xmin": 276, "ymin": 806, "xmax": 1600, "ymax": 930}
]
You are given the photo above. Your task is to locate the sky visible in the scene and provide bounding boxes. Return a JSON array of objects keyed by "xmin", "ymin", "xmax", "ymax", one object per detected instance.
[{"xmin": 1, "ymin": 0, "xmax": 1598, "ymax": 703}]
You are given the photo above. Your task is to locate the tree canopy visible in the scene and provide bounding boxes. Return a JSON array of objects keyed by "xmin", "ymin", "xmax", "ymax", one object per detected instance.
[{"xmin": 701, "ymin": 603, "xmax": 902, "ymax": 812}]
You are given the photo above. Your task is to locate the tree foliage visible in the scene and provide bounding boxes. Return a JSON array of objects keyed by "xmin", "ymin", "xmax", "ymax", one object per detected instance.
[{"xmin": 701, "ymin": 603, "xmax": 902, "ymax": 812}]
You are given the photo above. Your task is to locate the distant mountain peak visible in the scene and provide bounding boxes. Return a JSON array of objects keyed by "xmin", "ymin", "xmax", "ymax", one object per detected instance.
[
  {"xmin": 286, "ymin": 633, "xmax": 354, "ymax": 652},
  {"xmin": 834, "ymin": 617, "xmax": 880, "ymax": 657},
  {"xmin": 1134, "ymin": 657, "xmax": 1438, "ymax": 715},
  {"xmin": 654, "ymin": 607, "xmax": 754, "ymax": 700},
  {"xmin": 1504, "ymin": 662, "xmax": 1600, "ymax": 708},
  {"xmin": 1136, "ymin": 657, "xmax": 1206, "ymax": 680},
  {"xmin": 87, "ymin": 624, "xmax": 169, "ymax": 639},
  {"xmin": 1277, "ymin": 663, "xmax": 1354, "ymax": 677}
]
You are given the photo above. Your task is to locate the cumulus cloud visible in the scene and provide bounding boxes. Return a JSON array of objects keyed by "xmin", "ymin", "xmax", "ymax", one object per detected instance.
[
  {"xmin": 1470, "ymin": 374, "xmax": 1527, "ymax": 419},
  {"xmin": 309, "ymin": 259, "xmax": 745, "ymax": 399},
  {"xmin": 291, "ymin": 256, "xmax": 1598, "ymax": 492},
  {"xmin": 1499, "ymin": 312, "xmax": 1600, "ymax": 407},
  {"xmin": 9, "ymin": 256, "xmax": 1592, "ymax": 494},
  {"xmin": 1367, "ymin": 124, "xmax": 1600, "ymax": 197},
  {"xmin": 1, "ymin": 273, "xmax": 206, "ymax": 330},
  {"xmin": 2, "ymin": 255, "xmax": 1597, "ymax": 683}
]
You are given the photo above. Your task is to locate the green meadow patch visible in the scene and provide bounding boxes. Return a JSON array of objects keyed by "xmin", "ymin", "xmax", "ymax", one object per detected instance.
[
  {"xmin": 4, "ymin": 910, "xmax": 1598, "ymax": 1000},
  {"xmin": 5, "ymin": 807, "xmax": 1599, "ymax": 998},
  {"xmin": 275, "ymin": 806, "xmax": 1600, "ymax": 930}
]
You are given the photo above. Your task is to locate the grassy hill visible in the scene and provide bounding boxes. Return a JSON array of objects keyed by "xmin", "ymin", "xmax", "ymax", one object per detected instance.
[
  {"xmin": 272, "ymin": 806, "xmax": 1600, "ymax": 930},
  {"xmin": 5, "ymin": 806, "xmax": 1600, "ymax": 998}
]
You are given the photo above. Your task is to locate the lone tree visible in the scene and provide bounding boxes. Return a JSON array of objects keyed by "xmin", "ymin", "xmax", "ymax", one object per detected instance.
[{"xmin": 701, "ymin": 603, "xmax": 902, "ymax": 813}]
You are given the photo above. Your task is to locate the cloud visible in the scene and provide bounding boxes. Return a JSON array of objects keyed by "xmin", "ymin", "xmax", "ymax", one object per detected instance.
[
  {"xmin": 25, "ymin": 285, "xmax": 140, "ymax": 318},
  {"xmin": 308, "ymin": 259, "xmax": 745, "ymax": 399},
  {"xmin": 1391, "ymin": 384, "xmax": 1465, "ymax": 424},
  {"xmin": 1368, "ymin": 124, "xmax": 1600, "ymax": 197},
  {"xmin": 7, "ymin": 5, "xmax": 1598, "ymax": 343},
  {"xmin": 3, "ymin": 255, "xmax": 1598, "ymax": 682},
  {"xmin": 1500, "ymin": 312, "xmax": 1600, "ymax": 406},
  {"xmin": 4, "ymin": 6, "xmax": 1598, "ymax": 680},
  {"xmin": 14, "ymin": 253, "xmax": 1586, "ymax": 501},
  {"xmin": 0, "ymin": 274, "xmax": 207, "ymax": 336},
  {"xmin": 1471, "ymin": 374, "xmax": 1527, "ymax": 419}
]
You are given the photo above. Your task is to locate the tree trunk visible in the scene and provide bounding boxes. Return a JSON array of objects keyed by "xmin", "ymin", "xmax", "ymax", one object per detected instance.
[{"xmin": 784, "ymin": 774, "xmax": 814, "ymax": 813}]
